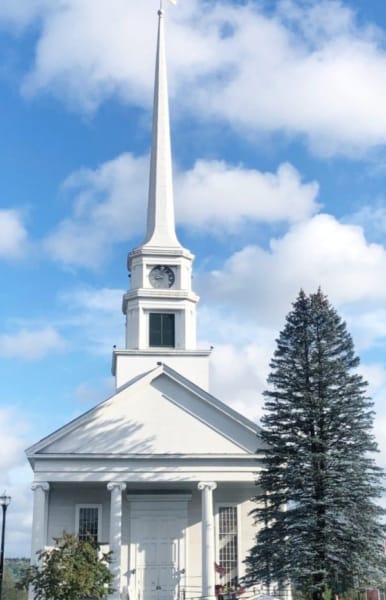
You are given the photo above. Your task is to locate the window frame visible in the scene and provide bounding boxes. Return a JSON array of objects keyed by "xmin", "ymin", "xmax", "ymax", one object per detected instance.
[
  {"xmin": 148, "ymin": 312, "xmax": 176, "ymax": 348},
  {"xmin": 215, "ymin": 503, "xmax": 241, "ymax": 588},
  {"xmin": 75, "ymin": 504, "xmax": 102, "ymax": 544}
]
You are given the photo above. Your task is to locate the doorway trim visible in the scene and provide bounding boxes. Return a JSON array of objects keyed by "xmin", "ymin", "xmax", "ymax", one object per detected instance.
[{"xmin": 127, "ymin": 494, "xmax": 191, "ymax": 600}]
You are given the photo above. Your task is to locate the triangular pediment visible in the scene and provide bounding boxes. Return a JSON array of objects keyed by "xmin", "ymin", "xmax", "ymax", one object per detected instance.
[{"xmin": 27, "ymin": 365, "xmax": 261, "ymax": 458}]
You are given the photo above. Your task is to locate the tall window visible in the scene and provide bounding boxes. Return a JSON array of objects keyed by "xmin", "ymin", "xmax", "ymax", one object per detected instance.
[
  {"xmin": 76, "ymin": 505, "xmax": 100, "ymax": 543},
  {"xmin": 149, "ymin": 313, "xmax": 175, "ymax": 347},
  {"xmin": 218, "ymin": 506, "xmax": 238, "ymax": 587}
]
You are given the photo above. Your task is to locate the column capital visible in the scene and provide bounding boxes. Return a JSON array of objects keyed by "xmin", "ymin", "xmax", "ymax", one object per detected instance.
[
  {"xmin": 107, "ymin": 482, "xmax": 127, "ymax": 492},
  {"xmin": 31, "ymin": 482, "xmax": 50, "ymax": 492},
  {"xmin": 197, "ymin": 481, "xmax": 217, "ymax": 492}
]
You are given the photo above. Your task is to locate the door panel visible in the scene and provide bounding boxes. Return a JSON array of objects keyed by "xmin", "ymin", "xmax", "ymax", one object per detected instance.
[{"xmin": 129, "ymin": 503, "xmax": 186, "ymax": 600}]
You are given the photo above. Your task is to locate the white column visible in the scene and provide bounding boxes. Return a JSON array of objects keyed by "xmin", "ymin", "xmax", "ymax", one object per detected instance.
[
  {"xmin": 107, "ymin": 482, "xmax": 126, "ymax": 600},
  {"xmin": 198, "ymin": 482, "xmax": 217, "ymax": 600},
  {"xmin": 29, "ymin": 482, "xmax": 49, "ymax": 600},
  {"xmin": 30, "ymin": 482, "xmax": 50, "ymax": 563}
]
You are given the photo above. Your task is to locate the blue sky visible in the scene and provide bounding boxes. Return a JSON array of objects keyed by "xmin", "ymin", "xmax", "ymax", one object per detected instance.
[{"xmin": 2, "ymin": 0, "xmax": 386, "ymax": 556}]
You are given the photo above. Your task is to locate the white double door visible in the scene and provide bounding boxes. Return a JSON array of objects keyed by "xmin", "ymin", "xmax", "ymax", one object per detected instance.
[{"xmin": 129, "ymin": 499, "xmax": 187, "ymax": 600}]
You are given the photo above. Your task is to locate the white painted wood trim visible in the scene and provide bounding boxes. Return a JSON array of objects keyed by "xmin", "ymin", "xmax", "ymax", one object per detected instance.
[
  {"xmin": 128, "ymin": 496, "xmax": 189, "ymax": 600},
  {"xmin": 126, "ymin": 493, "xmax": 192, "ymax": 502},
  {"xmin": 215, "ymin": 503, "xmax": 242, "ymax": 585}
]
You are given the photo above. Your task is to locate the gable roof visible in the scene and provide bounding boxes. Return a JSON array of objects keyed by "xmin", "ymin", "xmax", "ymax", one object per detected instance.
[{"xmin": 26, "ymin": 363, "xmax": 263, "ymax": 461}]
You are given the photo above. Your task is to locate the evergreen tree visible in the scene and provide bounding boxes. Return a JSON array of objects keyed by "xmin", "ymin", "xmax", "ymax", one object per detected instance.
[{"xmin": 244, "ymin": 290, "xmax": 385, "ymax": 600}]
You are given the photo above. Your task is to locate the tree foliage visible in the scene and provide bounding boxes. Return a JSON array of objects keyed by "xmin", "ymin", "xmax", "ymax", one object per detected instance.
[
  {"xmin": 244, "ymin": 290, "xmax": 386, "ymax": 600},
  {"xmin": 3, "ymin": 563, "xmax": 28, "ymax": 600},
  {"xmin": 5, "ymin": 558, "xmax": 29, "ymax": 584},
  {"xmin": 22, "ymin": 532, "xmax": 113, "ymax": 600}
]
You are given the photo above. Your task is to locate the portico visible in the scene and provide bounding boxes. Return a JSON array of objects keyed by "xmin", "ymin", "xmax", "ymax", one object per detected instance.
[{"xmin": 28, "ymin": 417, "xmax": 262, "ymax": 600}]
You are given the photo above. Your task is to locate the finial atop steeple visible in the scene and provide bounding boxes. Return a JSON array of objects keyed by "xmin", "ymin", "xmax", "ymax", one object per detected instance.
[{"xmin": 142, "ymin": 7, "xmax": 180, "ymax": 248}]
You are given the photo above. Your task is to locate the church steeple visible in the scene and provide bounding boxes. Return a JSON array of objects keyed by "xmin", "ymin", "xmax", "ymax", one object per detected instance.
[
  {"xmin": 114, "ymin": 8, "xmax": 211, "ymax": 391},
  {"xmin": 143, "ymin": 8, "xmax": 180, "ymax": 249}
]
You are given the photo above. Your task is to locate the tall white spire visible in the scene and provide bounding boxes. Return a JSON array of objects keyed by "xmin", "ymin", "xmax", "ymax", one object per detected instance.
[
  {"xmin": 116, "ymin": 6, "xmax": 211, "ymax": 392},
  {"xmin": 143, "ymin": 8, "xmax": 180, "ymax": 248}
]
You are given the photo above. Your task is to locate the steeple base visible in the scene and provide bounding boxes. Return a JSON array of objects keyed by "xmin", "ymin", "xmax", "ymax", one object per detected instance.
[{"xmin": 112, "ymin": 348, "xmax": 212, "ymax": 390}]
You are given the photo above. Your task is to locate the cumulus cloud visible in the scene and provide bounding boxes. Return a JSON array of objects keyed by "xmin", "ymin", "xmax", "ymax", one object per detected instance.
[
  {"xmin": 75, "ymin": 378, "xmax": 115, "ymax": 406},
  {"xmin": 209, "ymin": 343, "xmax": 270, "ymax": 422},
  {"xmin": 195, "ymin": 0, "xmax": 386, "ymax": 156},
  {"xmin": 350, "ymin": 203, "xmax": 386, "ymax": 240},
  {"xmin": 44, "ymin": 153, "xmax": 318, "ymax": 267},
  {"xmin": 359, "ymin": 363, "xmax": 386, "ymax": 394},
  {"xmin": 60, "ymin": 287, "xmax": 124, "ymax": 313},
  {"xmin": 176, "ymin": 161, "xmax": 319, "ymax": 231},
  {"xmin": 0, "ymin": 405, "xmax": 34, "ymax": 555},
  {"xmin": 201, "ymin": 214, "xmax": 386, "ymax": 325},
  {"xmin": 0, "ymin": 407, "xmax": 28, "ymax": 471},
  {"xmin": 58, "ymin": 287, "xmax": 124, "ymax": 353},
  {"xmin": 346, "ymin": 308, "xmax": 386, "ymax": 351},
  {"xmin": 9, "ymin": 0, "xmax": 386, "ymax": 155},
  {"xmin": 0, "ymin": 0, "xmax": 50, "ymax": 30},
  {"xmin": 0, "ymin": 209, "xmax": 28, "ymax": 259},
  {"xmin": 43, "ymin": 153, "xmax": 149, "ymax": 268},
  {"xmin": 364, "ymin": 363, "xmax": 386, "ymax": 469},
  {"xmin": 0, "ymin": 327, "xmax": 66, "ymax": 360},
  {"xmin": 22, "ymin": 0, "xmax": 159, "ymax": 112},
  {"xmin": 196, "ymin": 306, "xmax": 276, "ymax": 420},
  {"xmin": 4, "ymin": 475, "xmax": 34, "ymax": 557}
]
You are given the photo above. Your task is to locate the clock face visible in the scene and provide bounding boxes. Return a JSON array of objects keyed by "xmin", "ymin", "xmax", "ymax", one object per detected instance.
[{"xmin": 149, "ymin": 265, "xmax": 175, "ymax": 289}]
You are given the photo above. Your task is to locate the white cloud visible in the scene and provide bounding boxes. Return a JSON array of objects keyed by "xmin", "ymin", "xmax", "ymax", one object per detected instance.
[
  {"xmin": 22, "ymin": 0, "xmax": 158, "ymax": 113},
  {"xmin": 60, "ymin": 287, "xmax": 124, "ymax": 313},
  {"xmin": 0, "ymin": 467, "xmax": 35, "ymax": 557},
  {"xmin": 11, "ymin": 0, "xmax": 386, "ymax": 155},
  {"xmin": 0, "ymin": 405, "xmax": 34, "ymax": 556},
  {"xmin": 209, "ymin": 343, "xmax": 269, "ymax": 422},
  {"xmin": 346, "ymin": 308, "xmax": 386, "ymax": 351},
  {"xmin": 197, "ymin": 306, "xmax": 276, "ymax": 420},
  {"xmin": 43, "ymin": 153, "xmax": 148, "ymax": 268},
  {"xmin": 176, "ymin": 161, "xmax": 319, "ymax": 231},
  {"xmin": 356, "ymin": 364, "xmax": 386, "ymax": 469},
  {"xmin": 350, "ymin": 203, "xmax": 386, "ymax": 239},
  {"xmin": 193, "ymin": 0, "xmax": 386, "ymax": 156},
  {"xmin": 74, "ymin": 378, "xmax": 114, "ymax": 406},
  {"xmin": 0, "ymin": 407, "xmax": 28, "ymax": 471},
  {"xmin": 359, "ymin": 363, "xmax": 386, "ymax": 395},
  {"xmin": 44, "ymin": 153, "xmax": 318, "ymax": 267},
  {"xmin": 202, "ymin": 214, "xmax": 386, "ymax": 325},
  {"xmin": 0, "ymin": 327, "xmax": 66, "ymax": 360},
  {"xmin": 0, "ymin": 209, "xmax": 28, "ymax": 259},
  {"xmin": 6, "ymin": 481, "xmax": 33, "ymax": 557},
  {"xmin": 58, "ymin": 286, "xmax": 124, "ymax": 354},
  {"xmin": 0, "ymin": 0, "xmax": 50, "ymax": 30}
]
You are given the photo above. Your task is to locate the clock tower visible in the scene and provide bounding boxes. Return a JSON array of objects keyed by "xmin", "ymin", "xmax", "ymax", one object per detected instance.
[{"xmin": 112, "ymin": 9, "xmax": 211, "ymax": 390}]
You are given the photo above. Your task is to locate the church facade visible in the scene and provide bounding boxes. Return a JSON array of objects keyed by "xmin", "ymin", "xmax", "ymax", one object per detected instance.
[{"xmin": 26, "ymin": 9, "xmax": 266, "ymax": 600}]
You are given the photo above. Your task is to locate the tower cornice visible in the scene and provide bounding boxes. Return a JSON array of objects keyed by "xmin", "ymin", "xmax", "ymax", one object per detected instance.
[{"xmin": 127, "ymin": 245, "xmax": 194, "ymax": 272}]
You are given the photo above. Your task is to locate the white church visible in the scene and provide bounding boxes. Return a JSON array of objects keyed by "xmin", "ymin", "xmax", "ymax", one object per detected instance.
[{"xmin": 26, "ymin": 8, "xmax": 267, "ymax": 600}]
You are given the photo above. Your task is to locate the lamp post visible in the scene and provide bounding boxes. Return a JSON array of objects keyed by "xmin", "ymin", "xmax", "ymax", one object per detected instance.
[{"xmin": 0, "ymin": 492, "xmax": 11, "ymax": 600}]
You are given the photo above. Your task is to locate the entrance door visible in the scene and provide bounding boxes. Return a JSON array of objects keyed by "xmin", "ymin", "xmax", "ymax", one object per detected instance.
[{"xmin": 129, "ymin": 498, "xmax": 188, "ymax": 600}]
